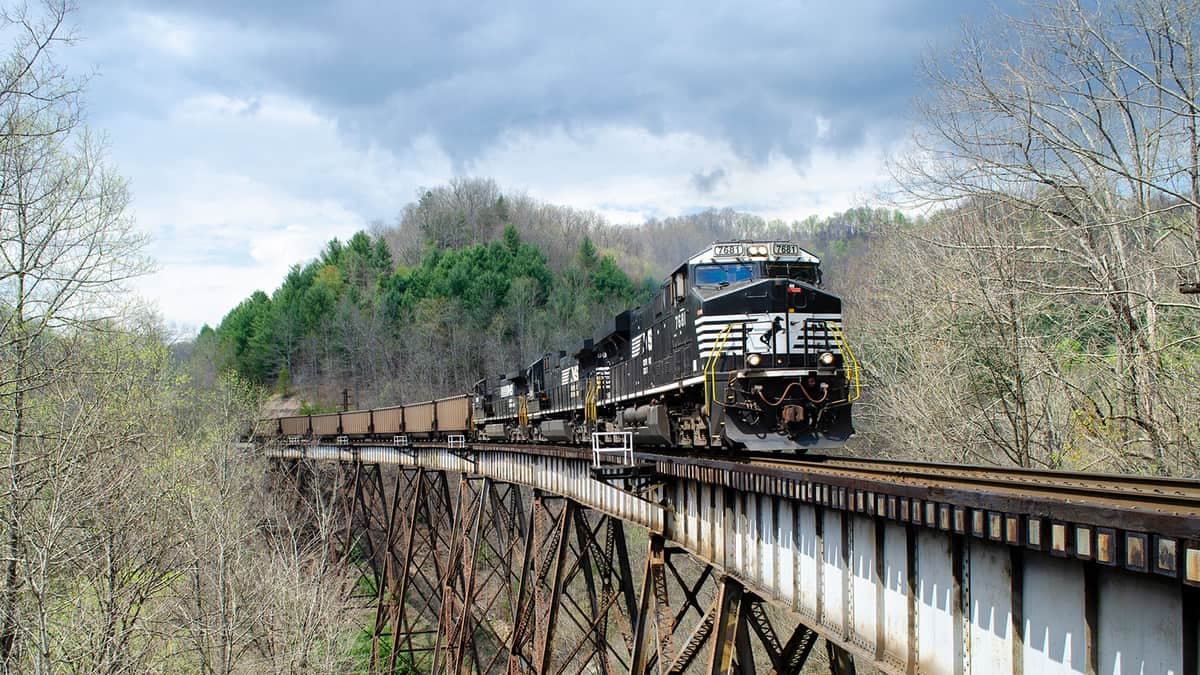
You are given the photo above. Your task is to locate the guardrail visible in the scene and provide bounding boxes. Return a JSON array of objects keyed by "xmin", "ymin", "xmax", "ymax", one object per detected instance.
[{"xmin": 591, "ymin": 431, "xmax": 633, "ymax": 466}]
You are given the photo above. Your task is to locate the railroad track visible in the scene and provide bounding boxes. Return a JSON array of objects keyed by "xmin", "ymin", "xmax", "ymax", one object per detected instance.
[
  {"xmin": 814, "ymin": 456, "xmax": 1200, "ymax": 503},
  {"xmin": 636, "ymin": 449, "xmax": 1200, "ymax": 522},
  {"xmin": 286, "ymin": 439, "xmax": 1200, "ymax": 520}
]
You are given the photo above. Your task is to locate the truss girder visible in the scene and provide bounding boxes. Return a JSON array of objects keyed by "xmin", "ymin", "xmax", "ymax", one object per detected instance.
[{"xmin": 293, "ymin": 460, "xmax": 827, "ymax": 675}]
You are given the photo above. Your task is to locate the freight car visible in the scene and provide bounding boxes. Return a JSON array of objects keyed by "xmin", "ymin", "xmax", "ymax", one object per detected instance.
[
  {"xmin": 266, "ymin": 240, "xmax": 857, "ymax": 452},
  {"xmin": 262, "ymin": 394, "xmax": 472, "ymax": 442}
]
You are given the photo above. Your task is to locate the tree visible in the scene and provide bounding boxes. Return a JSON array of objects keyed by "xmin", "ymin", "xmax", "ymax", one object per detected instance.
[
  {"xmin": 884, "ymin": 0, "xmax": 1200, "ymax": 473},
  {"xmin": 216, "ymin": 291, "xmax": 273, "ymax": 382},
  {"xmin": 23, "ymin": 327, "xmax": 178, "ymax": 672},
  {"xmin": 0, "ymin": 2, "xmax": 150, "ymax": 663}
]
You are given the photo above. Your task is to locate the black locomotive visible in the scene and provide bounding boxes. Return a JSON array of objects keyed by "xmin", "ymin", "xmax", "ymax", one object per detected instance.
[{"xmin": 472, "ymin": 240, "xmax": 857, "ymax": 451}]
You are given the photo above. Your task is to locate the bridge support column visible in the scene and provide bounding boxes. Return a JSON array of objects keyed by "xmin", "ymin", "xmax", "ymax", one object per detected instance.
[
  {"xmin": 327, "ymin": 469, "xmax": 644, "ymax": 674},
  {"xmin": 507, "ymin": 493, "xmax": 642, "ymax": 673},
  {"xmin": 630, "ymin": 537, "xmax": 823, "ymax": 675},
  {"xmin": 355, "ymin": 466, "xmax": 456, "ymax": 673},
  {"xmin": 825, "ymin": 641, "xmax": 857, "ymax": 675}
]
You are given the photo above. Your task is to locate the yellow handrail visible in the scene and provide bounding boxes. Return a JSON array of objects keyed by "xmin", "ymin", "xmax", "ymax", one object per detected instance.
[
  {"xmin": 592, "ymin": 376, "xmax": 599, "ymax": 422},
  {"xmin": 584, "ymin": 376, "xmax": 598, "ymax": 424},
  {"xmin": 826, "ymin": 322, "xmax": 861, "ymax": 404},
  {"xmin": 703, "ymin": 323, "xmax": 736, "ymax": 416}
]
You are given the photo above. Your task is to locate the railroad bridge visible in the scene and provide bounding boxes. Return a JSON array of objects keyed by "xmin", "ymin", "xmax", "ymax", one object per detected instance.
[{"xmin": 265, "ymin": 440, "xmax": 1200, "ymax": 674}]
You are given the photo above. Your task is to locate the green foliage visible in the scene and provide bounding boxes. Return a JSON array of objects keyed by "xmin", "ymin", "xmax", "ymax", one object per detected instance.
[
  {"xmin": 216, "ymin": 291, "xmax": 273, "ymax": 383},
  {"xmin": 381, "ymin": 232, "xmax": 553, "ymax": 325},
  {"xmin": 210, "ymin": 226, "xmax": 651, "ymax": 403},
  {"xmin": 348, "ymin": 627, "xmax": 420, "ymax": 674},
  {"xmin": 274, "ymin": 366, "xmax": 291, "ymax": 396},
  {"xmin": 297, "ymin": 400, "xmax": 337, "ymax": 415}
]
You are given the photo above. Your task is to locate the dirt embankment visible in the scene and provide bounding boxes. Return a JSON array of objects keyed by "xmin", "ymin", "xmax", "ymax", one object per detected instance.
[{"xmin": 261, "ymin": 394, "xmax": 303, "ymax": 419}]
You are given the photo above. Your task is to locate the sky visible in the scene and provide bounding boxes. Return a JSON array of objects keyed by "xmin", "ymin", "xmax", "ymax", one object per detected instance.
[{"xmin": 64, "ymin": 0, "xmax": 1000, "ymax": 331}]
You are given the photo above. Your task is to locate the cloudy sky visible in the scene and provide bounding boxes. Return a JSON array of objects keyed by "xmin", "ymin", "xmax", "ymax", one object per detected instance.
[{"xmin": 65, "ymin": 1, "xmax": 999, "ymax": 330}]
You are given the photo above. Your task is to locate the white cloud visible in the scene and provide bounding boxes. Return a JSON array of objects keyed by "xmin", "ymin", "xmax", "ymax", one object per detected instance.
[
  {"xmin": 102, "ymin": 8, "xmax": 330, "ymax": 65},
  {"xmin": 815, "ymin": 116, "xmax": 832, "ymax": 140},
  {"xmin": 117, "ymin": 92, "xmax": 453, "ymax": 329},
  {"xmin": 65, "ymin": 2, "xmax": 930, "ymax": 333},
  {"xmin": 468, "ymin": 124, "xmax": 890, "ymax": 223},
  {"xmin": 120, "ymin": 103, "xmax": 892, "ymax": 329},
  {"xmin": 130, "ymin": 13, "xmax": 199, "ymax": 59}
]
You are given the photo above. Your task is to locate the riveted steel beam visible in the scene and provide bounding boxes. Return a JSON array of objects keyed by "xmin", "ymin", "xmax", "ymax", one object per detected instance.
[
  {"xmin": 708, "ymin": 576, "xmax": 746, "ymax": 675},
  {"xmin": 771, "ymin": 622, "xmax": 819, "ymax": 674}
]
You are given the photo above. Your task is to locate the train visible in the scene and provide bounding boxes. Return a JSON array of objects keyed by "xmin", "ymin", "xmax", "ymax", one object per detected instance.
[{"xmin": 263, "ymin": 240, "xmax": 858, "ymax": 453}]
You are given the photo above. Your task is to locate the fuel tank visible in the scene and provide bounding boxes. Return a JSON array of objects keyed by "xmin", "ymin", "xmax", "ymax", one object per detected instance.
[{"xmin": 619, "ymin": 405, "xmax": 672, "ymax": 445}]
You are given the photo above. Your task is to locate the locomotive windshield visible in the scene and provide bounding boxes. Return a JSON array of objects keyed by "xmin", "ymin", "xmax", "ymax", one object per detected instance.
[
  {"xmin": 764, "ymin": 261, "xmax": 821, "ymax": 285},
  {"xmin": 693, "ymin": 261, "xmax": 821, "ymax": 286},
  {"xmin": 694, "ymin": 263, "xmax": 756, "ymax": 285}
]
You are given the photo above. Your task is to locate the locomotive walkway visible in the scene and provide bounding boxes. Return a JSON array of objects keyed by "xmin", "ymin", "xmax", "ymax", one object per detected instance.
[{"xmin": 265, "ymin": 439, "xmax": 1200, "ymax": 674}]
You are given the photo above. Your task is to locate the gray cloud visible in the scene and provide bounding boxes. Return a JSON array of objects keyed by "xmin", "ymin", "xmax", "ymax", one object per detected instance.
[
  {"xmin": 691, "ymin": 167, "xmax": 727, "ymax": 194},
  {"xmin": 64, "ymin": 0, "xmax": 1032, "ymax": 327},
  {"xmin": 78, "ymin": 0, "xmax": 1011, "ymax": 168}
]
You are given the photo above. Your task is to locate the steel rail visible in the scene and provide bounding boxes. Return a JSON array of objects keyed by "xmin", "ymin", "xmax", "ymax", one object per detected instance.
[
  {"xmin": 753, "ymin": 454, "xmax": 1200, "ymax": 500},
  {"xmin": 728, "ymin": 453, "xmax": 1200, "ymax": 511},
  {"xmin": 636, "ymin": 450, "xmax": 1200, "ymax": 534},
  {"xmin": 336, "ymin": 439, "xmax": 1200, "ymax": 518}
]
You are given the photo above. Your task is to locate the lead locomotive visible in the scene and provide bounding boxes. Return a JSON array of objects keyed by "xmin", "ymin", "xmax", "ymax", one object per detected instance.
[{"xmin": 474, "ymin": 240, "xmax": 857, "ymax": 451}]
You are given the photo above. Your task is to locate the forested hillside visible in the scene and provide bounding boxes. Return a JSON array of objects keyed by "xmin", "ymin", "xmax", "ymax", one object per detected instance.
[
  {"xmin": 200, "ymin": 180, "xmax": 894, "ymax": 410},
  {"xmin": 200, "ymin": 224, "xmax": 652, "ymax": 408},
  {"xmin": 384, "ymin": 177, "xmax": 898, "ymax": 288}
]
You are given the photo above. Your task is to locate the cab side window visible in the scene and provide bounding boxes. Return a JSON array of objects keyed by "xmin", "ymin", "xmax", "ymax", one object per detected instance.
[{"xmin": 671, "ymin": 271, "xmax": 686, "ymax": 304}]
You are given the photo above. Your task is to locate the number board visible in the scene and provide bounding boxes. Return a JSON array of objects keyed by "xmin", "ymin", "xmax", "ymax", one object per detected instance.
[
  {"xmin": 773, "ymin": 243, "xmax": 801, "ymax": 255},
  {"xmin": 713, "ymin": 244, "xmax": 743, "ymax": 257}
]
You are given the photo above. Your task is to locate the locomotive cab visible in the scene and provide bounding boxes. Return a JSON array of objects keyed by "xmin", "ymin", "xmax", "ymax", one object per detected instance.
[{"xmin": 682, "ymin": 241, "xmax": 856, "ymax": 450}]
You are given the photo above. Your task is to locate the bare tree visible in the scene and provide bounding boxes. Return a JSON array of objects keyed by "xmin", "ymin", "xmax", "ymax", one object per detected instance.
[
  {"xmin": 162, "ymin": 376, "xmax": 354, "ymax": 674},
  {"xmin": 887, "ymin": 0, "xmax": 1200, "ymax": 474},
  {"xmin": 19, "ymin": 328, "xmax": 178, "ymax": 673},
  {"xmin": 0, "ymin": 2, "xmax": 151, "ymax": 665}
]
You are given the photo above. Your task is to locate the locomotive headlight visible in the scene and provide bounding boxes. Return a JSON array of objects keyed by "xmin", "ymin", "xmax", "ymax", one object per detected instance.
[
  {"xmin": 747, "ymin": 244, "xmax": 768, "ymax": 256},
  {"xmin": 819, "ymin": 352, "xmax": 836, "ymax": 366},
  {"xmin": 747, "ymin": 353, "xmax": 763, "ymax": 367}
]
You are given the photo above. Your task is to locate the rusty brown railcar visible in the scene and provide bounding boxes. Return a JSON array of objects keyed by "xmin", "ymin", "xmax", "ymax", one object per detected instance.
[
  {"xmin": 373, "ymin": 406, "xmax": 404, "ymax": 434},
  {"xmin": 311, "ymin": 413, "xmax": 340, "ymax": 437},
  {"xmin": 435, "ymin": 395, "xmax": 472, "ymax": 433},
  {"xmin": 256, "ymin": 418, "xmax": 282, "ymax": 437},
  {"xmin": 279, "ymin": 416, "xmax": 310, "ymax": 436},
  {"xmin": 340, "ymin": 410, "xmax": 371, "ymax": 435},
  {"xmin": 404, "ymin": 401, "xmax": 435, "ymax": 435}
]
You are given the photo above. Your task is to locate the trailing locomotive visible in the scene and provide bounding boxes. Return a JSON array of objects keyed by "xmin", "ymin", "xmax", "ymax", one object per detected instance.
[{"xmin": 266, "ymin": 240, "xmax": 857, "ymax": 452}]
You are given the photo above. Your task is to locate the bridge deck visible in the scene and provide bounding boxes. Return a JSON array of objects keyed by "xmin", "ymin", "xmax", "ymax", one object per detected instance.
[{"xmin": 269, "ymin": 441, "xmax": 1199, "ymax": 674}]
